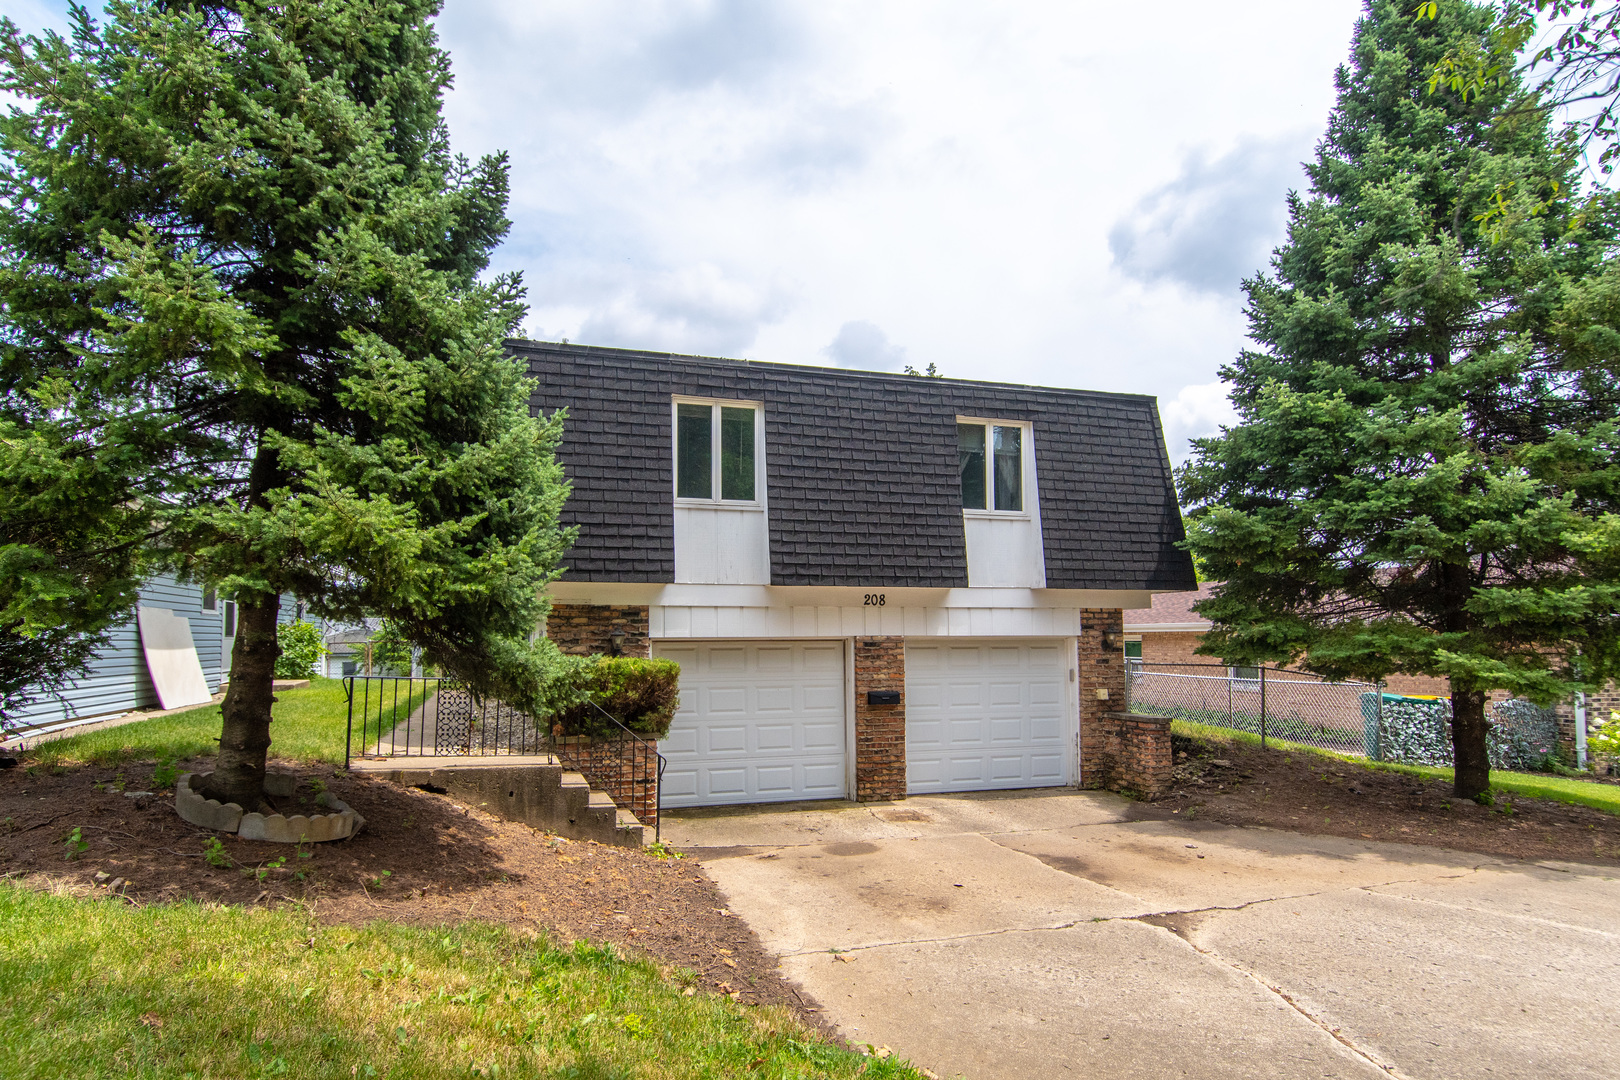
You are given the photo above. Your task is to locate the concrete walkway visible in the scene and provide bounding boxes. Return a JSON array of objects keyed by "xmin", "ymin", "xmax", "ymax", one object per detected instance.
[{"xmin": 664, "ymin": 790, "xmax": 1620, "ymax": 1080}]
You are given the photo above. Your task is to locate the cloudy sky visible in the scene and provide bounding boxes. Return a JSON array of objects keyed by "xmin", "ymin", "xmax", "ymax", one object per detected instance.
[{"xmin": 10, "ymin": 0, "xmax": 1368, "ymax": 460}]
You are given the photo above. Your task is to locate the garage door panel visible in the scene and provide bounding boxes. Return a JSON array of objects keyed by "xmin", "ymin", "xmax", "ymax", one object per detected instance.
[
  {"xmin": 661, "ymin": 770, "xmax": 699, "ymax": 799},
  {"xmin": 907, "ymin": 639, "xmax": 1072, "ymax": 794},
  {"xmin": 708, "ymin": 648, "xmax": 747, "ymax": 673},
  {"xmin": 1031, "ymin": 753, "xmax": 1065, "ymax": 782},
  {"xmin": 755, "ymin": 765, "xmax": 796, "ymax": 794},
  {"xmin": 706, "ymin": 768, "xmax": 748, "ymax": 798},
  {"xmin": 802, "ymin": 646, "xmax": 843, "ymax": 673},
  {"xmin": 1030, "ymin": 716, "xmax": 1063, "ymax": 740},
  {"xmin": 656, "ymin": 641, "xmax": 848, "ymax": 808},
  {"xmin": 801, "ymin": 764, "xmax": 845, "ymax": 795},
  {"xmin": 802, "ymin": 721, "xmax": 843, "ymax": 751},
  {"xmin": 705, "ymin": 724, "xmax": 747, "ymax": 753},
  {"xmin": 989, "ymin": 717, "xmax": 1024, "ymax": 741},
  {"xmin": 707, "ymin": 687, "xmax": 747, "ymax": 713}
]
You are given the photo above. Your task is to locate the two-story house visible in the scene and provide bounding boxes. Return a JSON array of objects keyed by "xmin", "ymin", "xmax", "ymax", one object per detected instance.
[{"xmin": 519, "ymin": 341, "xmax": 1197, "ymax": 807}]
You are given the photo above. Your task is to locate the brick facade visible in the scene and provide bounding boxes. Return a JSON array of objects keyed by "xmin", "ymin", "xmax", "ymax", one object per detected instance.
[
  {"xmin": 545, "ymin": 604, "xmax": 651, "ymax": 658},
  {"xmin": 854, "ymin": 637, "xmax": 906, "ymax": 802}
]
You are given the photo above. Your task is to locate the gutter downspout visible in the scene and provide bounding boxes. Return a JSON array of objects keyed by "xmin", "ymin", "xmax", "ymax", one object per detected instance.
[{"xmin": 1575, "ymin": 691, "xmax": 1588, "ymax": 771}]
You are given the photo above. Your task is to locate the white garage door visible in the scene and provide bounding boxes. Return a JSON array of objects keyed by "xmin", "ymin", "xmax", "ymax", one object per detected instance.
[
  {"xmin": 905, "ymin": 639, "xmax": 1071, "ymax": 793},
  {"xmin": 654, "ymin": 640, "xmax": 847, "ymax": 807}
]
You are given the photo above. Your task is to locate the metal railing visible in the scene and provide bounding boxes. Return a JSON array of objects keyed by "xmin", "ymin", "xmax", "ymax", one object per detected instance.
[
  {"xmin": 1127, "ymin": 662, "xmax": 1382, "ymax": 755},
  {"xmin": 581, "ymin": 698, "xmax": 668, "ymax": 844},
  {"xmin": 343, "ymin": 675, "xmax": 552, "ymax": 760},
  {"xmin": 342, "ymin": 675, "xmax": 667, "ymax": 841}
]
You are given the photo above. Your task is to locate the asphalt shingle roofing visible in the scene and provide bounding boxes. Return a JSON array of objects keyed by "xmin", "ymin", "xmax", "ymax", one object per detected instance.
[{"xmin": 512, "ymin": 340, "xmax": 1197, "ymax": 592}]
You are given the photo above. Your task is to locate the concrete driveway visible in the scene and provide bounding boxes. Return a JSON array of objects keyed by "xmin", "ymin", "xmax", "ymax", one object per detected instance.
[{"xmin": 663, "ymin": 790, "xmax": 1620, "ymax": 1080}]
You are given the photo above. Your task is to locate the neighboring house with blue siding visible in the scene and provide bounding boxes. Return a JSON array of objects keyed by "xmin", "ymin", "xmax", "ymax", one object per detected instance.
[{"xmin": 9, "ymin": 574, "xmax": 321, "ymax": 738}]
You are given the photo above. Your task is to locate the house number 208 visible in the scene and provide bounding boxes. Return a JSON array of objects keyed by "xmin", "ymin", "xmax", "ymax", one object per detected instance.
[{"xmin": 863, "ymin": 593, "xmax": 886, "ymax": 606}]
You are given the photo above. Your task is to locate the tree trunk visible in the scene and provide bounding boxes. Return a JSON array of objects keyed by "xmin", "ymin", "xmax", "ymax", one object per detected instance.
[
  {"xmin": 1451, "ymin": 687, "xmax": 1490, "ymax": 800},
  {"xmin": 200, "ymin": 592, "xmax": 281, "ymax": 809}
]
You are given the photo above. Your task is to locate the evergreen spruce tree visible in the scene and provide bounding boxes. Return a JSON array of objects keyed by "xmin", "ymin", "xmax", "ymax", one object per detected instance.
[
  {"xmin": 0, "ymin": 1, "xmax": 574, "ymax": 807},
  {"xmin": 1179, "ymin": 0, "xmax": 1620, "ymax": 799}
]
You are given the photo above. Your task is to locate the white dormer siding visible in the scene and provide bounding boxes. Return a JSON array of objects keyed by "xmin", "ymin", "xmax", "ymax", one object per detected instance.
[
  {"xmin": 672, "ymin": 396, "xmax": 771, "ymax": 584},
  {"xmin": 957, "ymin": 417, "xmax": 1046, "ymax": 588}
]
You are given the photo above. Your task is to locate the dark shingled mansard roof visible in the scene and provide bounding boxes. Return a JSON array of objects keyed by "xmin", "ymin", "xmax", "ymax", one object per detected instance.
[{"xmin": 511, "ymin": 340, "xmax": 1196, "ymax": 592}]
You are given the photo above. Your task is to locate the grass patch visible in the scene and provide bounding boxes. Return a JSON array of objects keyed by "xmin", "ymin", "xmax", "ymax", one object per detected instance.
[
  {"xmin": 27, "ymin": 679, "xmax": 422, "ymax": 769},
  {"xmin": 0, "ymin": 884, "xmax": 918, "ymax": 1079},
  {"xmin": 1168, "ymin": 716, "xmax": 1620, "ymax": 816}
]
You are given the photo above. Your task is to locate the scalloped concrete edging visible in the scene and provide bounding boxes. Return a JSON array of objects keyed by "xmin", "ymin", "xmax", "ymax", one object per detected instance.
[{"xmin": 176, "ymin": 772, "xmax": 364, "ymax": 843}]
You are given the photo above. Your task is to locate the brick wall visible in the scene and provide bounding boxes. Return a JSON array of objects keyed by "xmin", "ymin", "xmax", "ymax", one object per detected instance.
[
  {"xmin": 545, "ymin": 604, "xmax": 650, "ymax": 657},
  {"xmin": 555, "ymin": 735, "xmax": 660, "ymax": 827},
  {"xmin": 854, "ymin": 637, "xmax": 906, "ymax": 802},
  {"xmin": 1111, "ymin": 711, "xmax": 1172, "ymax": 795}
]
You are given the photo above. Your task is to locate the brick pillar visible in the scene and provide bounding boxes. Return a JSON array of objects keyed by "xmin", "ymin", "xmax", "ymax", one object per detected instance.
[
  {"xmin": 1078, "ymin": 608, "xmax": 1131, "ymax": 792},
  {"xmin": 544, "ymin": 604, "xmax": 650, "ymax": 657},
  {"xmin": 854, "ymin": 637, "xmax": 906, "ymax": 802}
]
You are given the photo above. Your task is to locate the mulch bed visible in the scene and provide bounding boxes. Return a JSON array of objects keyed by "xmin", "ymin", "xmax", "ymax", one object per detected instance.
[
  {"xmin": 1139, "ymin": 732, "xmax": 1620, "ymax": 865},
  {"xmin": 0, "ymin": 758, "xmax": 830, "ymax": 1032}
]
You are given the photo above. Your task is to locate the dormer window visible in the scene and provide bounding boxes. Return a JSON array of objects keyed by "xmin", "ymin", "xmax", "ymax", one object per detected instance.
[
  {"xmin": 674, "ymin": 398, "xmax": 762, "ymax": 504},
  {"xmin": 958, "ymin": 420, "xmax": 1027, "ymax": 513}
]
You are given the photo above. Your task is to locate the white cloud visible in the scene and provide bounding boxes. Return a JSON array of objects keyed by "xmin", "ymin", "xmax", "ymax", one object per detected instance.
[
  {"xmin": 1109, "ymin": 134, "xmax": 1314, "ymax": 296},
  {"xmin": 7, "ymin": 0, "xmax": 1368, "ymax": 428},
  {"xmin": 1159, "ymin": 380, "xmax": 1240, "ymax": 466},
  {"xmin": 821, "ymin": 320, "xmax": 906, "ymax": 368}
]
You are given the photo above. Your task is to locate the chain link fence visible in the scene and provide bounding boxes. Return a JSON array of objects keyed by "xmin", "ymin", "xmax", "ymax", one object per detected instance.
[
  {"xmin": 1128, "ymin": 662, "xmax": 1568, "ymax": 768},
  {"xmin": 1126, "ymin": 662, "xmax": 1378, "ymax": 754}
]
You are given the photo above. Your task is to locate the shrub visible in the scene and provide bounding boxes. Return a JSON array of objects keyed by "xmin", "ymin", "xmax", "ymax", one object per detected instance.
[
  {"xmin": 548, "ymin": 656, "xmax": 681, "ymax": 740},
  {"xmin": 1590, "ymin": 711, "xmax": 1620, "ymax": 759},
  {"xmin": 274, "ymin": 620, "xmax": 327, "ymax": 679}
]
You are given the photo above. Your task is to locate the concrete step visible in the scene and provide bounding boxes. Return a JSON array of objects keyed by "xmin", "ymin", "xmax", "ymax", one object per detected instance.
[{"xmin": 366, "ymin": 760, "xmax": 644, "ymax": 847}]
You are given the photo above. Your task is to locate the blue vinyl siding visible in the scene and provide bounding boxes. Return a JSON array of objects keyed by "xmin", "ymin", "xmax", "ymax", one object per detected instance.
[{"xmin": 12, "ymin": 577, "xmax": 322, "ymax": 730}]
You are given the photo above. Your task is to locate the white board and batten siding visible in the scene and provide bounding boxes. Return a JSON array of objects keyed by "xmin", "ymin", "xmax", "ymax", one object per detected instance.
[
  {"xmin": 652, "ymin": 602, "xmax": 1082, "ymax": 640},
  {"xmin": 904, "ymin": 639, "xmax": 1073, "ymax": 793},
  {"xmin": 655, "ymin": 640, "xmax": 847, "ymax": 808}
]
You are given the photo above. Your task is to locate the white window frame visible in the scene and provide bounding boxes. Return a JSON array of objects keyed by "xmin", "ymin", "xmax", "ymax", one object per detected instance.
[
  {"xmin": 1229, "ymin": 665, "xmax": 1261, "ymax": 691},
  {"xmin": 957, "ymin": 416, "xmax": 1033, "ymax": 519},
  {"xmin": 672, "ymin": 396, "xmax": 766, "ymax": 509}
]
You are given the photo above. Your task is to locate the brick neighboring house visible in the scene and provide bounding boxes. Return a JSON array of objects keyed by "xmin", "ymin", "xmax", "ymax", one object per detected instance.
[
  {"xmin": 1123, "ymin": 582, "xmax": 1449, "ymax": 697},
  {"xmin": 516, "ymin": 340, "xmax": 1197, "ymax": 805},
  {"xmin": 1125, "ymin": 583, "xmax": 1614, "ymax": 763}
]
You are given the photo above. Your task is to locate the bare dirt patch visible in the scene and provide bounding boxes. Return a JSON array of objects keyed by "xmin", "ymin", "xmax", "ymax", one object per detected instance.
[
  {"xmin": 0, "ymin": 759, "xmax": 828, "ymax": 1029},
  {"xmin": 1136, "ymin": 733, "xmax": 1620, "ymax": 865}
]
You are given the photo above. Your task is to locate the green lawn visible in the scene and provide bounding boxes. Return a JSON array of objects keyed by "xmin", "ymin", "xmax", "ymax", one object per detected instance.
[
  {"xmin": 1169, "ymin": 717, "xmax": 1620, "ymax": 816},
  {"xmin": 28, "ymin": 678, "xmax": 418, "ymax": 768},
  {"xmin": 0, "ymin": 884, "xmax": 917, "ymax": 1080}
]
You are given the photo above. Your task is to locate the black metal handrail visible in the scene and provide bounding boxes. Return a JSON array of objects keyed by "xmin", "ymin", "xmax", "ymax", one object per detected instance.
[
  {"xmin": 583, "ymin": 697, "xmax": 668, "ymax": 844},
  {"xmin": 342, "ymin": 675, "xmax": 552, "ymax": 762},
  {"xmin": 342, "ymin": 675, "xmax": 667, "ymax": 843}
]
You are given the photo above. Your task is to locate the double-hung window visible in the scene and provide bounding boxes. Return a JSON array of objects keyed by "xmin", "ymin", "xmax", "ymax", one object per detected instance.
[
  {"xmin": 674, "ymin": 399, "xmax": 762, "ymax": 503},
  {"xmin": 958, "ymin": 420, "xmax": 1028, "ymax": 513}
]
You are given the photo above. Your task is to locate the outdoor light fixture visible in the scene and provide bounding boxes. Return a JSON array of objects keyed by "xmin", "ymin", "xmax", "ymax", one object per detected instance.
[
  {"xmin": 608, "ymin": 627, "xmax": 626, "ymax": 657},
  {"xmin": 1101, "ymin": 630, "xmax": 1124, "ymax": 650}
]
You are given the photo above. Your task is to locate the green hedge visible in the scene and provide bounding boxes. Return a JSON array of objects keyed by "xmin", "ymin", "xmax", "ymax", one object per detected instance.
[{"xmin": 549, "ymin": 656, "xmax": 681, "ymax": 739}]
